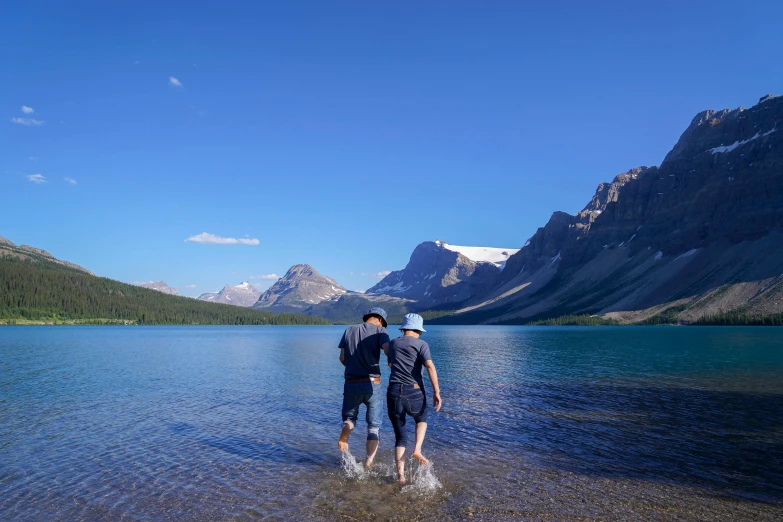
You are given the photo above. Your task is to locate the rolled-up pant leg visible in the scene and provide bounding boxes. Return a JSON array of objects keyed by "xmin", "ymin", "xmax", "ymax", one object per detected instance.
[{"xmin": 365, "ymin": 382, "xmax": 382, "ymax": 441}]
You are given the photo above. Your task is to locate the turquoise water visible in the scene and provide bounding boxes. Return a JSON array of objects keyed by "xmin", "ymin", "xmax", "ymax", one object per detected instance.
[{"xmin": 1, "ymin": 326, "xmax": 782, "ymax": 520}]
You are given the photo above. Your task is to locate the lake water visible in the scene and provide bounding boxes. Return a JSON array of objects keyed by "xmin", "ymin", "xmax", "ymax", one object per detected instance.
[{"xmin": 1, "ymin": 326, "xmax": 782, "ymax": 521}]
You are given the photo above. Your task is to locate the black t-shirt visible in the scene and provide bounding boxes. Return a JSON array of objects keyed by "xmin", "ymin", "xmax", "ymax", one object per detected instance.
[
  {"xmin": 338, "ymin": 322, "xmax": 390, "ymax": 379},
  {"xmin": 388, "ymin": 336, "xmax": 432, "ymax": 388}
]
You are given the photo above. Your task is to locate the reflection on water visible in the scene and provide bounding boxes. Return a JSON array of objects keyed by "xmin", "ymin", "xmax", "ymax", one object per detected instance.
[{"xmin": 1, "ymin": 325, "xmax": 782, "ymax": 520}]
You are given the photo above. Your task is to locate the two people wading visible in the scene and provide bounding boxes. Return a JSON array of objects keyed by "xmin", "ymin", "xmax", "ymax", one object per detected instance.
[{"xmin": 337, "ymin": 308, "xmax": 442, "ymax": 485}]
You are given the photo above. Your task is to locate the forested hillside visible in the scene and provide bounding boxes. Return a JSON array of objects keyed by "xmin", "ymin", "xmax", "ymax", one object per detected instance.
[{"xmin": 0, "ymin": 256, "xmax": 329, "ymax": 325}]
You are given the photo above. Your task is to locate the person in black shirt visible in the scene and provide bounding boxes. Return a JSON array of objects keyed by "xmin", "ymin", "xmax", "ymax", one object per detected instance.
[{"xmin": 337, "ymin": 307, "xmax": 390, "ymax": 469}]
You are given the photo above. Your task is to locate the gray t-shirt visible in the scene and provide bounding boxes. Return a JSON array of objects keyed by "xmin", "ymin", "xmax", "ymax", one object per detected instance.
[
  {"xmin": 388, "ymin": 336, "xmax": 432, "ymax": 388},
  {"xmin": 339, "ymin": 322, "xmax": 390, "ymax": 379}
]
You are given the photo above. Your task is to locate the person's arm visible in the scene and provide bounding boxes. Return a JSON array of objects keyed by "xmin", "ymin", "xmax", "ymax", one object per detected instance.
[
  {"xmin": 338, "ymin": 330, "xmax": 348, "ymax": 366},
  {"xmin": 424, "ymin": 360, "xmax": 441, "ymax": 412}
]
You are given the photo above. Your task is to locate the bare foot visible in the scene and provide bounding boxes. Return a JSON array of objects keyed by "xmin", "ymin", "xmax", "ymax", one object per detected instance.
[
  {"xmin": 398, "ymin": 477, "xmax": 407, "ymax": 486},
  {"xmin": 338, "ymin": 426, "xmax": 350, "ymax": 452},
  {"xmin": 412, "ymin": 451, "xmax": 429, "ymax": 465},
  {"xmin": 364, "ymin": 458, "xmax": 374, "ymax": 470}
]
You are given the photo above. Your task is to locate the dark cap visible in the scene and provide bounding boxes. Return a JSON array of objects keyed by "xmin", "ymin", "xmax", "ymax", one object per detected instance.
[{"xmin": 362, "ymin": 307, "xmax": 388, "ymax": 328}]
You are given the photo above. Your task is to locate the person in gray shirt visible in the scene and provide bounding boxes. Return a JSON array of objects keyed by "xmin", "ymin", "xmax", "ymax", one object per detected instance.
[
  {"xmin": 386, "ymin": 313, "xmax": 441, "ymax": 485},
  {"xmin": 337, "ymin": 307, "xmax": 390, "ymax": 469}
]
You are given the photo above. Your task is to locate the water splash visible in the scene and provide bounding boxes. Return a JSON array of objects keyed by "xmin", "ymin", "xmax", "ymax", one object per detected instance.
[
  {"xmin": 340, "ymin": 450, "xmax": 366, "ymax": 479},
  {"xmin": 401, "ymin": 462, "xmax": 442, "ymax": 495},
  {"xmin": 340, "ymin": 451, "xmax": 398, "ymax": 481}
]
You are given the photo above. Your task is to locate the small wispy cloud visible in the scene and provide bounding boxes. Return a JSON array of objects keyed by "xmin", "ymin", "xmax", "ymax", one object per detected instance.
[
  {"xmin": 185, "ymin": 232, "xmax": 259, "ymax": 245},
  {"xmin": 182, "ymin": 284, "xmax": 197, "ymax": 288},
  {"xmin": 169, "ymin": 76, "xmax": 183, "ymax": 87},
  {"xmin": 29, "ymin": 156, "xmax": 38, "ymax": 162},
  {"xmin": 64, "ymin": 177, "xmax": 77, "ymax": 185},
  {"xmin": 249, "ymin": 274, "xmax": 280, "ymax": 280},
  {"xmin": 21, "ymin": 106, "xmax": 34, "ymax": 114},
  {"xmin": 362, "ymin": 271, "xmax": 392, "ymax": 279},
  {"xmin": 26, "ymin": 174, "xmax": 46, "ymax": 184},
  {"xmin": 11, "ymin": 117, "xmax": 44, "ymax": 126}
]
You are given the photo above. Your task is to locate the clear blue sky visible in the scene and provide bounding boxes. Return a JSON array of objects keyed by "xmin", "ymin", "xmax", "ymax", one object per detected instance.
[{"xmin": 2, "ymin": 1, "xmax": 781, "ymax": 296}]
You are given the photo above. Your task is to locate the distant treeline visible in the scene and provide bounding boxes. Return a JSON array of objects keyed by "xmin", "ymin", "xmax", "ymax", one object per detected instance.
[
  {"xmin": 694, "ymin": 311, "xmax": 783, "ymax": 326},
  {"xmin": 525, "ymin": 314, "xmax": 620, "ymax": 326},
  {"xmin": 0, "ymin": 257, "xmax": 330, "ymax": 325},
  {"xmin": 637, "ymin": 304, "xmax": 689, "ymax": 325}
]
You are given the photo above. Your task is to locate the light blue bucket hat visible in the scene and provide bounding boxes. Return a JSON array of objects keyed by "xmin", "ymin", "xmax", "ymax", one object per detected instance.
[{"xmin": 400, "ymin": 313, "xmax": 426, "ymax": 333}]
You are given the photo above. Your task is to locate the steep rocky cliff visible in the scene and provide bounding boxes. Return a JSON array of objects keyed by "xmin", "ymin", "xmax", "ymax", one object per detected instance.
[{"xmin": 437, "ymin": 94, "xmax": 783, "ymax": 324}]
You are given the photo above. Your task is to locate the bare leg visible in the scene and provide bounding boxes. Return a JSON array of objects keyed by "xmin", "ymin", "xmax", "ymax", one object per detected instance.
[
  {"xmin": 338, "ymin": 421, "xmax": 353, "ymax": 452},
  {"xmin": 412, "ymin": 422, "xmax": 429, "ymax": 465},
  {"xmin": 395, "ymin": 446, "xmax": 407, "ymax": 485},
  {"xmin": 364, "ymin": 438, "xmax": 379, "ymax": 469}
]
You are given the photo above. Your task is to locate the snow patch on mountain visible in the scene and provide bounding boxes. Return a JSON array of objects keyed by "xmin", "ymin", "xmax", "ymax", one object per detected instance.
[
  {"xmin": 435, "ymin": 241, "xmax": 520, "ymax": 270},
  {"xmin": 708, "ymin": 127, "xmax": 777, "ymax": 154}
]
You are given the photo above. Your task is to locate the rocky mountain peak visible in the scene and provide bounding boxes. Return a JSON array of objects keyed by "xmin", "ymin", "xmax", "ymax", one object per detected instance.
[
  {"xmin": 758, "ymin": 94, "xmax": 781, "ymax": 104},
  {"xmin": 367, "ymin": 240, "xmax": 518, "ymax": 307},
  {"xmin": 284, "ymin": 264, "xmax": 318, "ymax": 279},
  {"xmin": 253, "ymin": 264, "xmax": 347, "ymax": 308},
  {"xmin": 197, "ymin": 281, "xmax": 260, "ymax": 307}
]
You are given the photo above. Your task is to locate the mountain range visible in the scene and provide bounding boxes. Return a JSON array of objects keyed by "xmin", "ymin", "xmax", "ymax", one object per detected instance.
[
  {"xmin": 245, "ymin": 93, "xmax": 783, "ymax": 325},
  {"xmin": 4, "ymin": 93, "xmax": 781, "ymax": 326}
]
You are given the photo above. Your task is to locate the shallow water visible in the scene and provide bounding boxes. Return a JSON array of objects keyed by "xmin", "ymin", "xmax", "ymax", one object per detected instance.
[{"xmin": 1, "ymin": 325, "xmax": 782, "ymax": 520}]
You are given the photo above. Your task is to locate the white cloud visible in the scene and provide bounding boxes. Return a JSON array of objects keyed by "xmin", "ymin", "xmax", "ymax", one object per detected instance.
[
  {"xmin": 29, "ymin": 156, "xmax": 38, "ymax": 162},
  {"xmin": 249, "ymin": 274, "xmax": 280, "ymax": 280},
  {"xmin": 185, "ymin": 232, "xmax": 259, "ymax": 245},
  {"xmin": 182, "ymin": 284, "xmax": 197, "ymax": 288},
  {"xmin": 11, "ymin": 117, "xmax": 44, "ymax": 126},
  {"xmin": 169, "ymin": 76, "xmax": 183, "ymax": 87},
  {"xmin": 26, "ymin": 174, "xmax": 46, "ymax": 184},
  {"xmin": 64, "ymin": 177, "xmax": 77, "ymax": 185},
  {"xmin": 362, "ymin": 270, "xmax": 392, "ymax": 279},
  {"xmin": 21, "ymin": 106, "xmax": 34, "ymax": 114}
]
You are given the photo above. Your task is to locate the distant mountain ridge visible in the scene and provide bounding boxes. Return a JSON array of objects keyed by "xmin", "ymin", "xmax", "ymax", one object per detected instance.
[
  {"xmin": 140, "ymin": 281, "xmax": 178, "ymax": 295},
  {"xmin": 0, "ymin": 235, "xmax": 93, "ymax": 275},
  {"xmin": 198, "ymin": 282, "xmax": 261, "ymax": 307}
]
